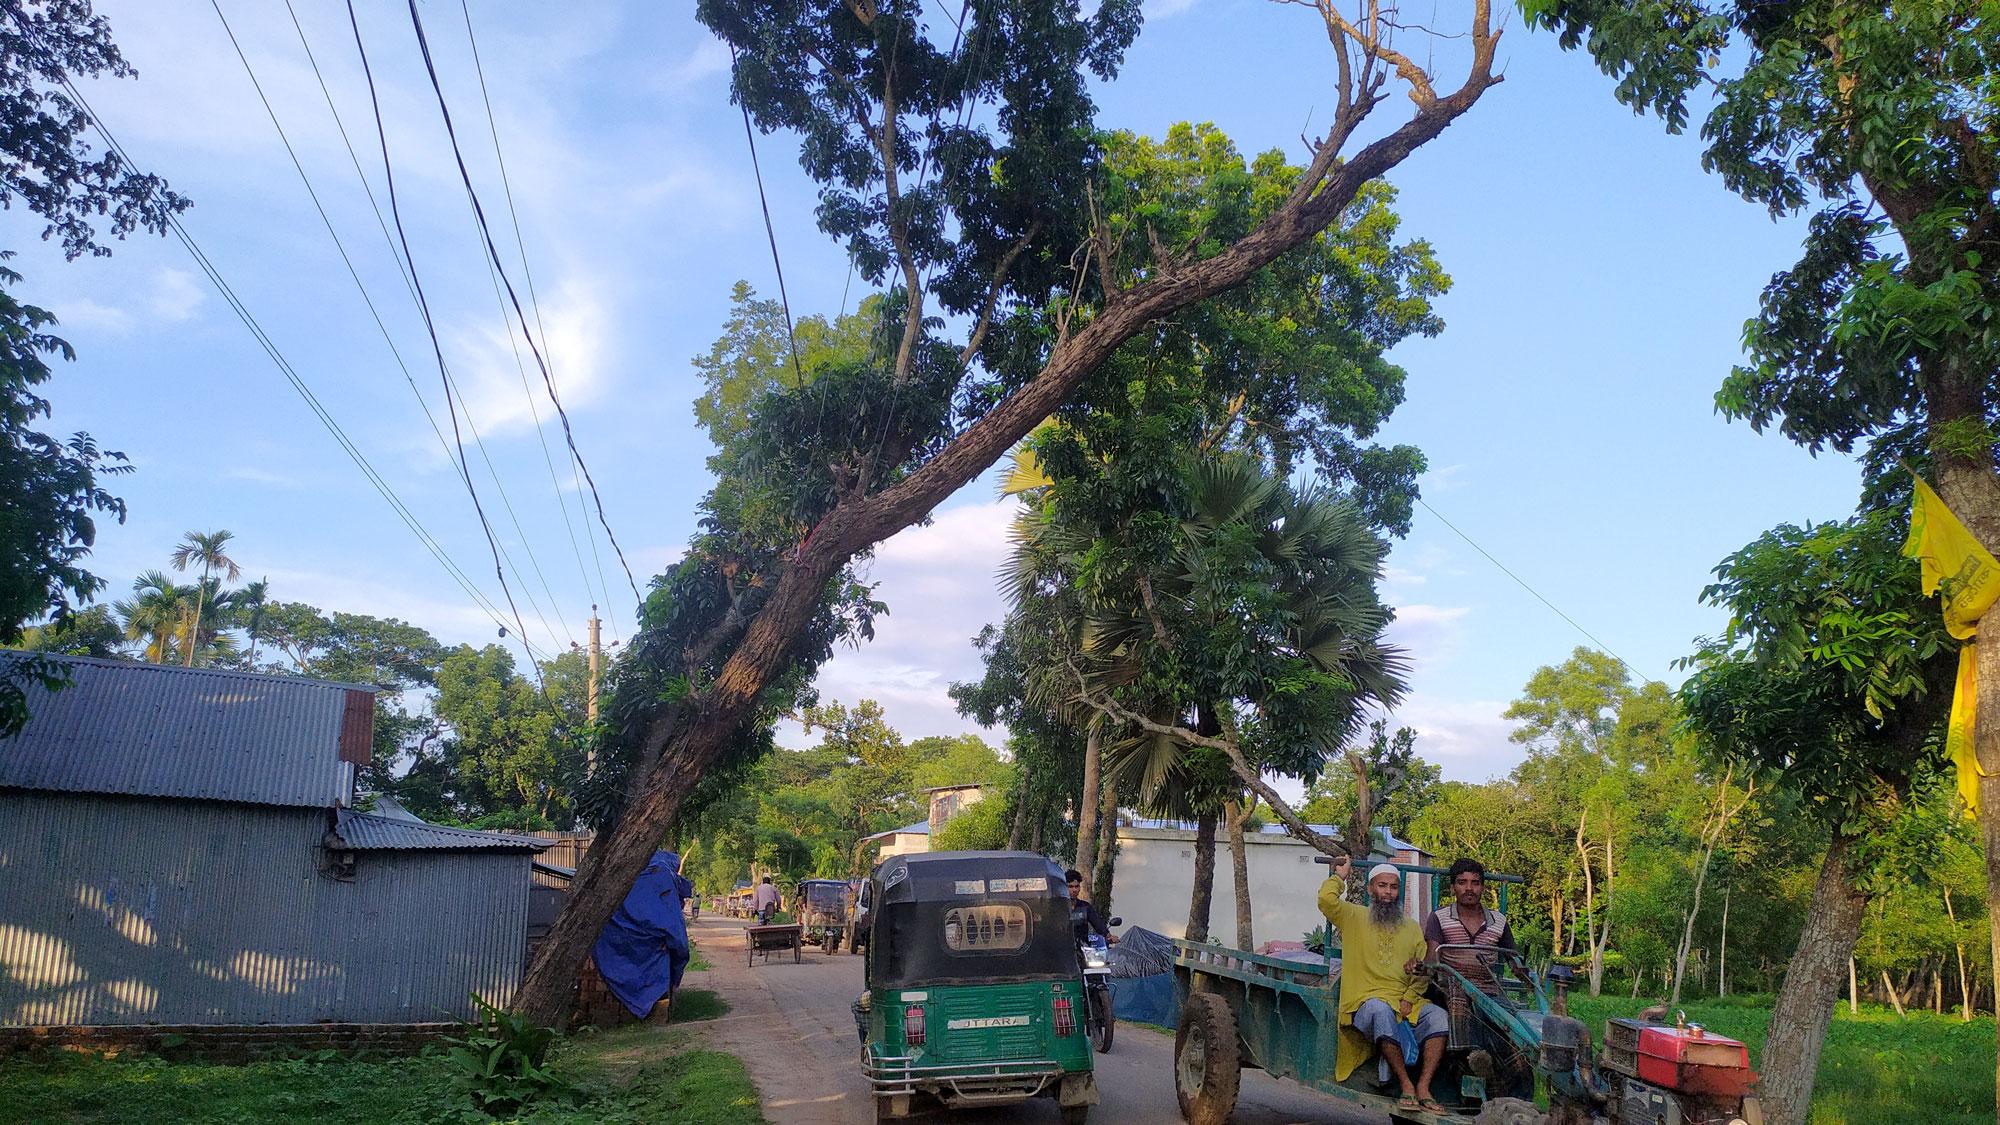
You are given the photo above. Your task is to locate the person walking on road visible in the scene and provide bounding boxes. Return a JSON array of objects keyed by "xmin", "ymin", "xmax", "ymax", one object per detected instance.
[{"xmin": 753, "ymin": 875, "xmax": 781, "ymax": 923}]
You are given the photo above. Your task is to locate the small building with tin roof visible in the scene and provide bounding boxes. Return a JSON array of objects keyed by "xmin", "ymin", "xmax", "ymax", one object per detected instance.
[{"xmin": 0, "ymin": 653, "xmax": 546, "ymax": 1027}]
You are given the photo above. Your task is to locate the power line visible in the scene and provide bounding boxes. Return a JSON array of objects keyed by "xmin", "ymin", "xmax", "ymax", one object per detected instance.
[
  {"xmin": 400, "ymin": 0, "xmax": 644, "ymax": 609},
  {"xmin": 214, "ymin": 0, "xmax": 573, "ymax": 659},
  {"xmin": 1416, "ymin": 497, "xmax": 1664, "ymax": 687},
  {"xmin": 730, "ymin": 43, "xmax": 805, "ymax": 390},
  {"xmin": 457, "ymin": 0, "xmax": 620, "ymax": 641},
  {"xmin": 8, "ymin": 15, "xmax": 546, "ymax": 663},
  {"xmin": 282, "ymin": 0, "xmax": 579, "ymax": 655},
  {"xmin": 341, "ymin": 0, "xmax": 546, "ymax": 683}
]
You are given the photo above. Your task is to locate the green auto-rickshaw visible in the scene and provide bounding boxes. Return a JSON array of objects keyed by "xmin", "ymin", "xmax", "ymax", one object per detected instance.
[{"xmin": 855, "ymin": 851, "xmax": 1097, "ymax": 1123}]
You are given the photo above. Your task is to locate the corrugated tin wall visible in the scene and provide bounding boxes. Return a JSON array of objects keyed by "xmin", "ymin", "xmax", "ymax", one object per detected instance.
[{"xmin": 0, "ymin": 792, "xmax": 528, "ymax": 1026}]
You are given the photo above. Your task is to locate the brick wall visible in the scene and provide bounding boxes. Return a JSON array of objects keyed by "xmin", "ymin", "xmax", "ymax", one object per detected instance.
[{"xmin": 0, "ymin": 1022, "xmax": 456, "ymax": 1062}]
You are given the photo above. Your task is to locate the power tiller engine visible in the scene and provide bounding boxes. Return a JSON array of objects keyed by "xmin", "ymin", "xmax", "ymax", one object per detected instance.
[{"xmin": 1594, "ymin": 1015, "xmax": 1761, "ymax": 1125}]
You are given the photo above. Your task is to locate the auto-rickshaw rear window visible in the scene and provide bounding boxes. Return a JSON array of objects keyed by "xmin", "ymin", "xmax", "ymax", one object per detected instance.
[{"xmin": 943, "ymin": 903, "xmax": 1029, "ymax": 951}]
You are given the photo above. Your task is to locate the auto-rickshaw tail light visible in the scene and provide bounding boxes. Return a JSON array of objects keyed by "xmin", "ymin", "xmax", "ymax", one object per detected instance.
[
  {"xmin": 1053, "ymin": 996, "xmax": 1075, "ymax": 1036},
  {"xmin": 904, "ymin": 1005, "xmax": 927, "ymax": 1046}
]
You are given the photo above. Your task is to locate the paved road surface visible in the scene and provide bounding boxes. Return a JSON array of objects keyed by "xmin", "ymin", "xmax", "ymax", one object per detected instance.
[{"xmin": 681, "ymin": 916, "xmax": 1382, "ymax": 1125}]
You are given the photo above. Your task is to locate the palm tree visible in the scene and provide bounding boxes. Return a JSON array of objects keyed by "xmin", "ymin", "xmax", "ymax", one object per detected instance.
[
  {"xmin": 169, "ymin": 530, "xmax": 241, "ymax": 668},
  {"xmin": 115, "ymin": 571, "xmax": 191, "ymax": 664},
  {"xmin": 233, "ymin": 579, "xmax": 270, "ymax": 665}
]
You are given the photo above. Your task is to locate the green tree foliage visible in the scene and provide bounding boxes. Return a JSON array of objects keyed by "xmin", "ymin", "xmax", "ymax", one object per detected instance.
[
  {"xmin": 0, "ymin": 1, "xmax": 191, "ymax": 259},
  {"xmin": 693, "ymin": 282, "xmax": 882, "ymax": 451},
  {"xmin": 1298, "ymin": 720, "xmax": 1441, "ymax": 837},
  {"xmin": 934, "ymin": 793, "xmax": 1011, "ymax": 851},
  {"xmin": 0, "ymin": 262, "xmax": 129, "ymax": 734},
  {"xmin": 422, "ymin": 646, "xmax": 590, "ymax": 827},
  {"xmin": 519, "ymin": 0, "xmax": 1504, "ymax": 1024}
]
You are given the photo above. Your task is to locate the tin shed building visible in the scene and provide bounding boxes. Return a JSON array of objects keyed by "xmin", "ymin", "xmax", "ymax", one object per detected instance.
[{"xmin": 0, "ymin": 654, "xmax": 545, "ymax": 1027}]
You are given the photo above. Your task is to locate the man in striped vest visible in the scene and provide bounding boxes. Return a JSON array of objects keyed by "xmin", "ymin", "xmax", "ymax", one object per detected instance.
[{"xmin": 1423, "ymin": 857, "xmax": 1517, "ymax": 996}]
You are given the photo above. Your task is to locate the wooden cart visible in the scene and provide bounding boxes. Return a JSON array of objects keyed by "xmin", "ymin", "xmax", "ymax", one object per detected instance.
[{"xmin": 747, "ymin": 922, "xmax": 803, "ymax": 965}]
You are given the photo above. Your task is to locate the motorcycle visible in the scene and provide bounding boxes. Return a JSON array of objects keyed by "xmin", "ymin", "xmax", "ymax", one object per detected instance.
[{"xmin": 1078, "ymin": 916, "xmax": 1122, "ymax": 1054}]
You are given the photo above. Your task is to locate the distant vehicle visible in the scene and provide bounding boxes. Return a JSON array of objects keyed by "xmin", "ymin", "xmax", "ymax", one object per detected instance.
[
  {"xmin": 797, "ymin": 878, "xmax": 854, "ymax": 954},
  {"xmin": 856, "ymin": 851, "xmax": 1097, "ymax": 1123}
]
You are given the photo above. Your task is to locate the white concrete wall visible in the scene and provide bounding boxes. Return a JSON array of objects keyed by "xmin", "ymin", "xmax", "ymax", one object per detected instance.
[
  {"xmin": 1104, "ymin": 828, "xmax": 1434, "ymax": 950},
  {"xmin": 878, "ymin": 831, "xmax": 930, "ymax": 858}
]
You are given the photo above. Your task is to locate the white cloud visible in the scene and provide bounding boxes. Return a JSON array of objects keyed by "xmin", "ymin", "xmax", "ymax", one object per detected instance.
[
  {"xmin": 665, "ymin": 39, "xmax": 731, "ymax": 89},
  {"xmin": 446, "ymin": 275, "xmax": 610, "ymax": 439},
  {"xmin": 148, "ymin": 269, "xmax": 205, "ymax": 322},
  {"xmin": 1379, "ymin": 693, "xmax": 1520, "ymax": 782},
  {"xmin": 1420, "ymin": 463, "xmax": 1467, "ymax": 494},
  {"xmin": 1387, "ymin": 602, "xmax": 1470, "ymax": 670},
  {"xmin": 1146, "ymin": 0, "xmax": 1202, "ymax": 18},
  {"xmin": 809, "ymin": 497, "xmax": 1020, "ymax": 742},
  {"xmin": 224, "ymin": 466, "xmax": 301, "ymax": 488},
  {"xmin": 54, "ymin": 298, "xmax": 134, "ymax": 334}
]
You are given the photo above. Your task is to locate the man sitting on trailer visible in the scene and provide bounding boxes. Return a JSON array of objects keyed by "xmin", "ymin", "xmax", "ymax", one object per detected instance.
[{"xmin": 1319, "ymin": 855, "xmax": 1450, "ymax": 1116}]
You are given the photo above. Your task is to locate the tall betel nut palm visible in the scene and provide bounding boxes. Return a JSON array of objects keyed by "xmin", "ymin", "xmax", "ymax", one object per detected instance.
[
  {"xmin": 512, "ymin": 0, "xmax": 1503, "ymax": 1025},
  {"xmin": 168, "ymin": 530, "xmax": 240, "ymax": 668}
]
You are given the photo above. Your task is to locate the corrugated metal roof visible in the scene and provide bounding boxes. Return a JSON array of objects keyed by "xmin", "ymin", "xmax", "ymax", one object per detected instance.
[
  {"xmin": 1119, "ymin": 817, "xmax": 1426, "ymax": 856},
  {"xmin": 328, "ymin": 808, "xmax": 548, "ymax": 852},
  {"xmin": 0, "ymin": 653, "xmax": 368, "ymax": 808},
  {"xmin": 862, "ymin": 820, "xmax": 931, "ymax": 841}
]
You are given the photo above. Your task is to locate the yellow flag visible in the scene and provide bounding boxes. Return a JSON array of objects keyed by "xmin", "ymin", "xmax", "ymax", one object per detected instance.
[{"xmin": 1903, "ymin": 476, "xmax": 2000, "ymax": 816}]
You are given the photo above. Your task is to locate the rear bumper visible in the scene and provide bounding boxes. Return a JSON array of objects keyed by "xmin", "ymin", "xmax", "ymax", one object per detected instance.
[{"xmin": 865, "ymin": 1053, "xmax": 1067, "ymax": 1105}]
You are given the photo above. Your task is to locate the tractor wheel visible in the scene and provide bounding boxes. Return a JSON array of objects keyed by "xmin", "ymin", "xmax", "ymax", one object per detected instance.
[
  {"xmin": 1174, "ymin": 991, "xmax": 1240, "ymax": 1125},
  {"xmin": 1473, "ymin": 1097, "xmax": 1549, "ymax": 1125}
]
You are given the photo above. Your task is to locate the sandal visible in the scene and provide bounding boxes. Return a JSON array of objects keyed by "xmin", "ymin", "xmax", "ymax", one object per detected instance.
[
  {"xmin": 1420, "ymin": 1098, "xmax": 1450, "ymax": 1114},
  {"xmin": 1395, "ymin": 1094, "xmax": 1422, "ymax": 1112}
]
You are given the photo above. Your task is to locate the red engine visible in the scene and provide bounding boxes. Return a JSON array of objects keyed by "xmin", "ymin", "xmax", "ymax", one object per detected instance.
[{"xmin": 1600, "ymin": 1018, "xmax": 1761, "ymax": 1125}]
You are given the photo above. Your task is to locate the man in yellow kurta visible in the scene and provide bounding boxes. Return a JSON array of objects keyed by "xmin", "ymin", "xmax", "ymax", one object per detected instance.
[{"xmin": 1318, "ymin": 856, "xmax": 1449, "ymax": 1114}]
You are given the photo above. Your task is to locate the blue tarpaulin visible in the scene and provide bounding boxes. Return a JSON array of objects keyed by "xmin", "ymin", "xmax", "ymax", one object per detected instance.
[{"xmin": 592, "ymin": 850, "xmax": 693, "ymax": 1019}]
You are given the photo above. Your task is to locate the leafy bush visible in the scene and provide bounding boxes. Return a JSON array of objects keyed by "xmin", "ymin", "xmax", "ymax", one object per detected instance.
[
  {"xmin": 934, "ymin": 795, "xmax": 1010, "ymax": 851},
  {"xmin": 442, "ymin": 995, "xmax": 575, "ymax": 1114}
]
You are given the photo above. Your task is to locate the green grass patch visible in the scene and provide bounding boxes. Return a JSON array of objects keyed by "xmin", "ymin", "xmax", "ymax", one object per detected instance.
[
  {"xmin": 0, "ymin": 1025, "xmax": 766, "ymax": 1125},
  {"xmin": 668, "ymin": 988, "xmax": 730, "ymax": 1023},
  {"xmin": 687, "ymin": 940, "xmax": 712, "ymax": 973},
  {"xmin": 1568, "ymin": 994, "xmax": 1994, "ymax": 1125}
]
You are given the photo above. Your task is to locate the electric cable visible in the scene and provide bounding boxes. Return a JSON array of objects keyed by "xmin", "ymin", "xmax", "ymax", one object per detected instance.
[
  {"xmin": 1417, "ymin": 497, "xmax": 1664, "ymax": 687},
  {"xmin": 457, "ymin": 0, "xmax": 621, "ymax": 640},
  {"xmin": 399, "ymin": 0, "xmax": 644, "ymax": 608},
  {"xmin": 216, "ymin": 0, "xmax": 573, "ymax": 658},
  {"xmin": 730, "ymin": 43, "xmax": 805, "ymax": 390},
  {"xmin": 342, "ymin": 0, "xmax": 547, "ymax": 684},
  {"xmin": 15, "ymin": 45, "xmax": 547, "ymax": 663}
]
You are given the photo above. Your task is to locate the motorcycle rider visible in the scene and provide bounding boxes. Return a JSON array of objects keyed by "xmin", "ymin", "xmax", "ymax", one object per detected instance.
[{"xmin": 1065, "ymin": 869, "xmax": 1119, "ymax": 945}]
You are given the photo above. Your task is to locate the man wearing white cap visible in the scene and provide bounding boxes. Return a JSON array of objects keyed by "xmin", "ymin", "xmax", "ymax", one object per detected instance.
[{"xmin": 1317, "ymin": 854, "xmax": 1450, "ymax": 1115}]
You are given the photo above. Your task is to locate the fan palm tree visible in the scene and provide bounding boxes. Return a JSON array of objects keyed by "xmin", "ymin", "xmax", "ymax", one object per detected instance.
[
  {"xmin": 115, "ymin": 571, "xmax": 191, "ymax": 664},
  {"xmin": 169, "ymin": 530, "xmax": 241, "ymax": 667}
]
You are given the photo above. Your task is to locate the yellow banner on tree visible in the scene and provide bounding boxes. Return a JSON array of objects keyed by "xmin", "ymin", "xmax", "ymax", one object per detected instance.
[{"xmin": 1903, "ymin": 476, "xmax": 2000, "ymax": 816}]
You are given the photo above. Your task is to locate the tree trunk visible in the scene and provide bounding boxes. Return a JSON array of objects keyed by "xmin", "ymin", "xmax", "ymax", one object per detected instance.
[
  {"xmin": 1006, "ymin": 779, "xmax": 1029, "ymax": 850},
  {"xmin": 1226, "ymin": 797, "xmax": 1253, "ymax": 950},
  {"xmin": 1075, "ymin": 724, "xmax": 1102, "ymax": 882},
  {"xmin": 1932, "ymin": 380, "xmax": 2000, "ymax": 1117},
  {"xmin": 1762, "ymin": 834, "xmax": 1869, "ymax": 1125},
  {"xmin": 1719, "ymin": 886, "xmax": 1730, "ymax": 998},
  {"xmin": 183, "ymin": 584, "xmax": 206, "ymax": 668},
  {"xmin": 507, "ymin": 47, "xmax": 1503, "ymax": 1026},
  {"xmin": 1848, "ymin": 957, "xmax": 1858, "ymax": 1014},
  {"xmin": 1091, "ymin": 779, "xmax": 1117, "ymax": 910},
  {"xmin": 1186, "ymin": 809, "xmax": 1217, "ymax": 943},
  {"xmin": 1880, "ymin": 970, "xmax": 1908, "ymax": 1017},
  {"xmin": 1944, "ymin": 886, "xmax": 1974, "ymax": 1020}
]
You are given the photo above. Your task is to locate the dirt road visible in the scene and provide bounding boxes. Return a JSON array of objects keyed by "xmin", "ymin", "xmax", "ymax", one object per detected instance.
[{"xmin": 681, "ymin": 916, "xmax": 1381, "ymax": 1125}]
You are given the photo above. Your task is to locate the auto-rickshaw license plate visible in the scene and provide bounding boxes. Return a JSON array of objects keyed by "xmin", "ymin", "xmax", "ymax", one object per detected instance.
[{"xmin": 946, "ymin": 1015, "xmax": 1031, "ymax": 1030}]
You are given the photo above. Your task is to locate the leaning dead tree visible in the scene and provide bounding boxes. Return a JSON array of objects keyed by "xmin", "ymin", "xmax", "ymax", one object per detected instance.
[{"xmin": 515, "ymin": 0, "xmax": 1502, "ymax": 1025}]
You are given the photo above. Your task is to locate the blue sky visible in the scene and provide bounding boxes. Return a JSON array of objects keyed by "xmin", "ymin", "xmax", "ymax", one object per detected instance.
[{"xmin": 18, "ymin": 1, "xmax": 1863, "ymax": 785}]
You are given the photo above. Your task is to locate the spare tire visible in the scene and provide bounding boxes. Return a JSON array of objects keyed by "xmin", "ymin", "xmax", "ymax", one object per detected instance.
[{"xmin": 1473, "ymin": 1097, "xmax": 1549, "ymax": 1125}]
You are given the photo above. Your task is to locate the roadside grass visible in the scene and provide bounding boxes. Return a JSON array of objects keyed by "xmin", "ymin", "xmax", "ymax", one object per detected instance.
[
  {"xmin": 668, "ymin": 988, "xmax": 730, "ymax": 1023},
  {"xmin": 1568, "ymin": 994, "xmax": 1993, "ymax": 1125},
  {"xmin": 0, "ymin": 1024, "xmax": 766, "ymax": 1125},
  {"xmin": 688, "ymin": 940, "xmax": 713, "ymax": 973}
]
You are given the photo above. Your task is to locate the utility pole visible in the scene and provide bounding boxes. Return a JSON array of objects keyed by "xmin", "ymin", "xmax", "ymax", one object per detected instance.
[{"xmin": 584, "ymin": 608, "xmax": 600, "ymax": 720}]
